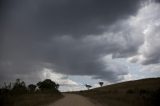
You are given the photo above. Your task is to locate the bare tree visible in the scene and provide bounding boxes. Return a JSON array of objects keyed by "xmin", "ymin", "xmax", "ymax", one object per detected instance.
[
  {"xmin": 12, "ymin": 78, "xmax": 27, "ymax": 94},
  {"xmin": 99, "ymin": 82, "xmax": 104, "ymax": 87},
  {"xmin": 4, "ymin": 82, "xmax": 12, "ymax": 90},
  {"xmin": 85, "ymin": 84, "xmax": 92, "ymax": 90}
]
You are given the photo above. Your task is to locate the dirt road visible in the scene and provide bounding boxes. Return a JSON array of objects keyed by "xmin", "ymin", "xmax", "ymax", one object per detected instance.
[{"xmin": 48, "ymin": 93, "xmax": 102, "ymax": 106}]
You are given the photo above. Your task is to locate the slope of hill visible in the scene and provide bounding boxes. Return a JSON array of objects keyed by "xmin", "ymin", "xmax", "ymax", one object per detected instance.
[{"xmin": 79, "ymin": 78, "xmax": 160, "ymax": 106}]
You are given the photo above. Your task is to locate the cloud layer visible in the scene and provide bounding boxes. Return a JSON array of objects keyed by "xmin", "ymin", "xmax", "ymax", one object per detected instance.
[{"xmin": 1, "ymin": 0, "xmax": 160, "ymax": 86}]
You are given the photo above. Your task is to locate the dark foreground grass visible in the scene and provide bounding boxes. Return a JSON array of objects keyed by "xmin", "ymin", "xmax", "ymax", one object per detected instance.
[
  {"xmin": 0, "ymin": 93, "xmax": 63, "ymax": 106},
  {"xmin": 78, "ymin": 78, "xmax": 160, "ymax": 106}
]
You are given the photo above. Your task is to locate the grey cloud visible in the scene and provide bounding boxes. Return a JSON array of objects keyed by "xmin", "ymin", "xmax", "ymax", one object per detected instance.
[
  {"xmin": 140, "ymin": 32, "xmax": 160, "ymax": 65},
  {"xmin": 0, "ymin": 33, "xmax": 131, "ymax": 83},
  {"xmin": 0, "ymin": 0, "xmax": 154, "ymax": 84},
  {"xmin": 1, "ymin": 0, "xmax": 141, "ymax": 37},
  {"xmin": 128, "ymin": 2, "xmax": 160, "ymax": 65}
]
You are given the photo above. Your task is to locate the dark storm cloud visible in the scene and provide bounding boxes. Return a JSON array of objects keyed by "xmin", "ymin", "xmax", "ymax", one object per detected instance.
[
  {"xmin": 0, "ymin": 35, "xmax": 129, "ymax": 82},
  {"xmin": 1, "ymin": 0, "xmax": 141, "ymax": 37},
  {"xmin": 0, "ymin": 0, "xmax": 144, "ymax": 83},
  {"xmin": 155, "ymin": 0, "xmax": 160, "ymax": 3}
]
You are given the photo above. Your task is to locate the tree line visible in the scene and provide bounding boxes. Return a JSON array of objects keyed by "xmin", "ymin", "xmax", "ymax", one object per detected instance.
[
  {"xmin": 0, "ymin": 78, "xmax": 60, "ymax": 95},
  {"xmin": 0, "ymin": 78, "xmax": 104, "ymax": 95}
]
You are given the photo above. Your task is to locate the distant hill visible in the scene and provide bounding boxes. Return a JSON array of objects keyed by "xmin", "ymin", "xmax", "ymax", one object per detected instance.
[{"xmin": 79, "ymin": 78, "xmax": 160, "ymax": 106}]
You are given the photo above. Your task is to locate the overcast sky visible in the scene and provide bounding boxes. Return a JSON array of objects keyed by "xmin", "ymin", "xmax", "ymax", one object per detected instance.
[{"xmin": 1, "ymin": 0, "xmax": 160, "ymax": 91}]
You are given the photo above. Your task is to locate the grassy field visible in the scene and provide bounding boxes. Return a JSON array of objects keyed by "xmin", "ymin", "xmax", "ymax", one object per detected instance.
[
  {"xmin": 0, "ymin": 93, "xmax": 63, "ymax": 106},
  {"xmin": 78, "ymin": 78, "xmax": 160, "ymax": 106}
]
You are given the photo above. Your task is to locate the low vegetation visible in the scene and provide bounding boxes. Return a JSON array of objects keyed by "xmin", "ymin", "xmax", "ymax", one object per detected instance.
[
  {"xmin": 0, "ymin": 79, "xmax": 63, "ymax": 106},
  {"xmin": 78, "ymin": 78, "xmax": 160, "ymax": 106}
]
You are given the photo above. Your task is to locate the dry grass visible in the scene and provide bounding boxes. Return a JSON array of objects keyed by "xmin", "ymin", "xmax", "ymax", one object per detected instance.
[
  {"xmin": 78, "ymin": 78, "xmax": 160, "ymax": 106},
  {"xmin": 0, "ymin": 93, "xmax": 63, "ymax": 106}
]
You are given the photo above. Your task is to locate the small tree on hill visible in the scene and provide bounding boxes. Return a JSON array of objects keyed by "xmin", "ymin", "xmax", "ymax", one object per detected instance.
[
  {"xmin": 85, "ymin": 84, "xmax": 92, "ymax": 90},
  {"xmin": 99, "ymin": 82, "xmax": 104, "ymax": 87}
]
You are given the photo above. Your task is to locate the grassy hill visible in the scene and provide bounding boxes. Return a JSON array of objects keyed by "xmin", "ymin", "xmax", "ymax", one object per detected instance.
[{"xmin": 78, "ymin": 78, "xmax": 160, "ymax": 106}]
